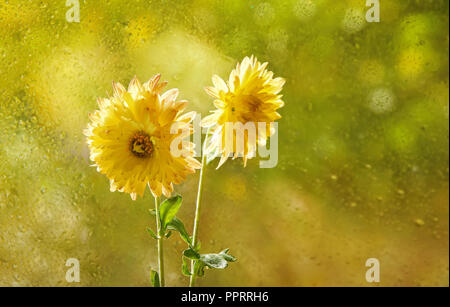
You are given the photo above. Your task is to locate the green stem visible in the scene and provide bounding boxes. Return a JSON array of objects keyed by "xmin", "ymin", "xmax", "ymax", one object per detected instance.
[
  {"xmin": 154, "ymin": 196, "xmax": 165, "ymax": 287},
  {"xmin": 189, "ymin": 130, "xmax": 210, "ymax": 287}
]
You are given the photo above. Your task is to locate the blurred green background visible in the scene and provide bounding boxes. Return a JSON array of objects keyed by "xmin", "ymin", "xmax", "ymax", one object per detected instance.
[{"xmin": 0, "ymin": 0, "xmax": 448, "ymax": 286}]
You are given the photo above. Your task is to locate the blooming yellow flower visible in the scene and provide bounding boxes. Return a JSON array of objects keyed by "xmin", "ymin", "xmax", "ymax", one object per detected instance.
[
  {"xmin": 202, "ymin": 56, "xmax": 285, "ymax": 168},
  {"xmin": 84, "ymin": 75, "xmax": 201, "ymax": 200}
]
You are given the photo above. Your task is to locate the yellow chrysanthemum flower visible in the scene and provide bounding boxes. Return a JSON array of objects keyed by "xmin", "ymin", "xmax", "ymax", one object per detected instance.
[
  {"xmin": 202, "ymin": 56, "xmax": 285, "ymax": 168},
  {"xmin": 84, "ymin": 75, "xmax": 201, "ymax": 200}
]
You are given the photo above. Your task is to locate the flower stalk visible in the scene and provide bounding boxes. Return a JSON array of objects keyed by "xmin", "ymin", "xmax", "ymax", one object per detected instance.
[
  {"xmin": 189, "ymin": 129, "xmax": 210, "ymax": 287},
  {"xmin": 154, "ymin": 196, "xmax": 165, "ymax": 287}
]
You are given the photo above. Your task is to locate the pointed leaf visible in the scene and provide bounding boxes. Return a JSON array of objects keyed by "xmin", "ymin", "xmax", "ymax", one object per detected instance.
[
  {"xmin": 193, "ymin": 239, "xmax": 201, "ymax": 252},
  {"xmin": 150, "ymin": 270, "xmax": 160, "ymax": 287},
  {"xmin": 146, "ymin": 227, "xmax": 158, "ymax": 240},
  {"xmin": 167, "ymin": 217, "xmax": 192, "ymax": 245},
  {"xmin": 182, "ymin": 257, "xmax": 192, "ymax": 276},
  {"xmin": 220, "ymin": 249, "xmax": 236, "ymax": 262},
  {"xmin": 200, "ymin": 253, "xmax": 228, "ymax": 269},
  {"xmin": 194, "ymin": 261, "xmax": 206, "ymax": 277},
  {"xmin": 159, "ymin": 195, "xmax": 182, "ymax": 231},
  {"xmin": 183, "ymin": 248, "xmax": 200, "ymax": 260}
]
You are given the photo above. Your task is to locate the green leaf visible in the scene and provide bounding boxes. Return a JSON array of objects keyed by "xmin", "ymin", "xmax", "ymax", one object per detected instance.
[
  {"xmin": 195, "ymin": 249, "xmax": 236, "ymax": 274},
  {"xmin": 200, "ymin": 253, "xmax": 228, "ymax": 269},
  {"xmin": 181, "ymin": 257, "xmax": 192, "ymax": 276},
  {"xmin": 167, "ymin": 217, "xmax": 192, "ymax": 245},
  {"xmin": 146, "ymin": 227, "xmax": 158, "ymax": 240},
  {"xmin": 165, "ymin": 231, "xmax": 172, "ymax": 238},
  {"xmin": 220, "ymin": 248, "xmax": 237, "ymax": 262},
  {"xmin": 193, "ymin": 239, "xmax": 201, "ymax": 252},
  {"xmin": 194, "ymin": 261, "xmax": 206, "ymax": 277},
  {"xmin": 159, "ymin": 195, "xmax": 182, "ymax": 231},
  {"xmin": 183, "ymin": 248, "xmax": 200, "ymax": 260},
  {"xmin": 150, "ymin": 270, "xmax": 160, "ymax": 287}
]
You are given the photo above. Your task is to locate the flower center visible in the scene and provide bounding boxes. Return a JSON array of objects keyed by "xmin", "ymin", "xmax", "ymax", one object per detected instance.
[{"xmin": 129, "ymin": 131, "xmax": 153, "ymax": 158}]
